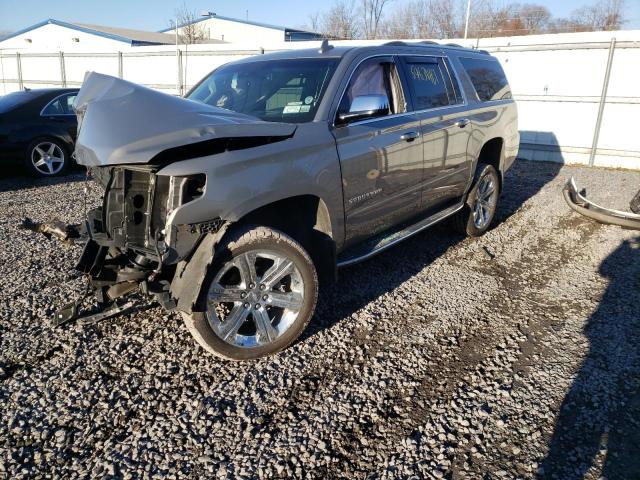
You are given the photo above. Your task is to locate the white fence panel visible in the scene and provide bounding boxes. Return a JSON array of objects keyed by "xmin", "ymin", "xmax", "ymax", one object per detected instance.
[
  {"xmin": 20, "ymin": 54, "xmax": 61, "ymax": 89},
  {"xmin": 182, "ymin": 50, "xmax": 259, "ymax": 92},
  {"xmin": 65, "ymin": 54, "xmax": 119, "ymax": 86},
  {"xmin": 121, "ymin": 52, "xmax": 176, "ymax": 92}
]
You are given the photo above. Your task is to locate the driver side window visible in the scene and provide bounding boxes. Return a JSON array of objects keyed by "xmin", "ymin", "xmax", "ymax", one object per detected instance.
[{"xmin": 339, "ymin": 58, "xmax": 406, "ymax": 119}]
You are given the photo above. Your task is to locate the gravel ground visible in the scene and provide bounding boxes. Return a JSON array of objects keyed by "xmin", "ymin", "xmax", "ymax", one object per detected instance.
[{"xmin": 1, "ymin": 160, "xmax": 639, "ymax": 479}]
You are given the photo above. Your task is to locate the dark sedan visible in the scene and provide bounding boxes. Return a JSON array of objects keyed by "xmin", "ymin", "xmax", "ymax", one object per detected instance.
[{"xmin": 0, "ymin": 88, "xmax": 79, "ymax": 176}]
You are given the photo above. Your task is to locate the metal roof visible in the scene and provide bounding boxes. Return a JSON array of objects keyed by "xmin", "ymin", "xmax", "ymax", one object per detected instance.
[
  {"xmin": 158, "ymin": 14, "xmax": 322, "ymax": 36},
  {"xmin": 0, "ymin": 19, "xmax": 180, "ymax": 46}
]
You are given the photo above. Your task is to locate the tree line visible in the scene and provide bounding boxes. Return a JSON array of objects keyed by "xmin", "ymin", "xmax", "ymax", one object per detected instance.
[{"xmin": 306, "ymin": 0, "xmax": 627, "ymax": 40}]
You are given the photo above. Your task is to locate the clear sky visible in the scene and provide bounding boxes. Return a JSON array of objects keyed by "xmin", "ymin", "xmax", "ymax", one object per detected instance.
[{"xmin": 1, "ymin": 0, "xmax": 638, "ymax": 33}]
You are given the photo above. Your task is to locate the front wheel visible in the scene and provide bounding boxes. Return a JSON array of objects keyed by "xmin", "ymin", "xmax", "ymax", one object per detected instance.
[
  {"xmin": 452, "ymin": 163, "xmax": 500, "ymax": 237},
  {"xmin": 181, "ymin": 226, "xmax": 318, "ymax": 360}
]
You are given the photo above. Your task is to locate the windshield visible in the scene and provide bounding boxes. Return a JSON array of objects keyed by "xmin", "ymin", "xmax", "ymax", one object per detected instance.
[
  {"xmin": 0, "ymin": 91, "xmax": 37, "ymax": 114},
  {"xmin": 187, "ymin": 58, "xmax": 339, "ymax": 123}
]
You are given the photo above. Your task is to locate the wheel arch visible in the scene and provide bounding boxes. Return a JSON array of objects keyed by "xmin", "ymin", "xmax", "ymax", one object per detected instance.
[
  {"xmin": 232, "ymin": 194, "xmax": 337, "ymax": 285},
  {"xmin": 475, "ymin": 136, "xmax": 504, "ymax": 192}
]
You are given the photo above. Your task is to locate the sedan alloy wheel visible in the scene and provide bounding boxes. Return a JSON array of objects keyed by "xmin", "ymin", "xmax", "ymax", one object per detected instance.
[{"xmin": 31, "ymin": 141, "xmax": 65, "ymax": 175}]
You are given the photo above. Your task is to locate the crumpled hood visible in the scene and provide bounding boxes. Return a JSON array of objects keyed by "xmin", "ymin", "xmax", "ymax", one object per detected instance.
[{"xmin": 73, "ymin": 72, "xmax": 297, "ymax": 167}]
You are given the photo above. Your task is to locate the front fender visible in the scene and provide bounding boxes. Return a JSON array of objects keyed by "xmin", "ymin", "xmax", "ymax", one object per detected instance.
[
  {"xmin": 170, "ymin": 226, "xmax": 229, "ymax": 313},
  {"xmin": 157, "ymin": 123, "xmax": 346, "ymax": 250}
]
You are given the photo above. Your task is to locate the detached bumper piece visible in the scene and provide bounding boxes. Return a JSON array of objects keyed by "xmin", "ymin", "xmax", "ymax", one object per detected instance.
[
  {"xmin": 53, "ymin": 297, "xmax": 136, "ymax": 327},
  {"xmin": 563, "ymin": 177, "xmax": 640, "ymax": 230},
  {"xmin": 631, "ymin": 189, "xmax": 640, "ymax": 214},
  {"xmin": 20, "ymin": 217, "xmax": 83, "ymax": 245}
]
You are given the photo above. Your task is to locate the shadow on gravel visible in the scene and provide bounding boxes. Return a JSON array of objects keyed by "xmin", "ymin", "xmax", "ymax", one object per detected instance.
[
  {"xmin": 0, "ymin": 167, "xmax": 85, "ymax": 194},
  {"xmin": 539, "ymin": 236, "xmax": 640, "ymax": 479},
  {"xmin": 496, "ymin": 133, "xmax": 563, "ymax": 226},
  {"xmin": 307, "ymin": 222, "xmax": 464, "ymax": 342},
  {"xmin": 306, "ymin": 156, "xmax": 562, "ymax": 342}
]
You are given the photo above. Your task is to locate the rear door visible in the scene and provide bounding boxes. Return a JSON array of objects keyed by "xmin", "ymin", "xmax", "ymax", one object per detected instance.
[
  {"xmin": 399, "ymin": 55, "xmax": 471, "ymax": 209},
  {"xmin": 332, "ymin": 55, "xmax": 424, "ymax": 245},
  {"xmin": 41, "ymin": 92, "xmax": 78, "ymax": 141}
]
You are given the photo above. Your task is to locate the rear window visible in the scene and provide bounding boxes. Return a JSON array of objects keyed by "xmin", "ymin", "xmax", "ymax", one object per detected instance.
[
  {"xmin": 459, "ymin": 57, "xmax": 511, "ymax": 102},
  {"xmin": 402, "ymin": 57, "xmax": 462, "ymax": 110},
  {"xmin": 0, "ymin": 91, "xmax": 36, "ymax": 113}
]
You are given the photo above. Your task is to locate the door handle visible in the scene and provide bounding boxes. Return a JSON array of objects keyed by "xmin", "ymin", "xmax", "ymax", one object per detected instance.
[
  {"xmin": 400, "ymin": 131, "xmax": 419, "ymax": 142},
  {"xmin": 456, "ymin": 118, "xmax": 470, "ymax": 128}
]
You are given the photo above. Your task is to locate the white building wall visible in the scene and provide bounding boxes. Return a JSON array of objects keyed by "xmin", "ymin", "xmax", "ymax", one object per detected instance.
[
  {"xmin": 167, "ymin": 17, "xmax": 284, "ymax": 44},
  {"xmin": 0, "ymin": 23, "xmax": 130, "ymax": 52}
]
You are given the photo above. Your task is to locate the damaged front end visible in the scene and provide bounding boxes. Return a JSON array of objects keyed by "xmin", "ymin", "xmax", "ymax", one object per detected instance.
[
  {"xmin": 29, "ymin": 71, "xmax": 296, "ymax": 325},
  {"xmin": 76, "ymin": 165, "xmax": 214, "ymax": 308},
  {"xmin": 563, "ymin": 177, "xmax": 640, "ymax": 230},
  {"xmin": 29, "ymin": 165, "xmax": 222, "ymax": 326}
]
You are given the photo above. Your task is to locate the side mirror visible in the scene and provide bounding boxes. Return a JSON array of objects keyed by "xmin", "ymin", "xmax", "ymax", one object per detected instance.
[{"xmin": 337, "ymin": 94, "xmax": 390, "ymax": 125}]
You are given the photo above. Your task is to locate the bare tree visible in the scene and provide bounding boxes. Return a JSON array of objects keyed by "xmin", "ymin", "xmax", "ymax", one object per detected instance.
[
  {"xmin": 381, "ymin": 0, "xmax": 462, "ymax": 39},
  {"xmin": 429, "ymin": 0, "xmax": 462, "ymax": 38},
  {"xmin": 310, "ymin": 0, "xmax": 361, "ymax": 39},
  {"xmin": 380, "ymin": 4, "xmax": 415, "ymax": 39},
  {"xmin": 316, "ymin": 0, "xmax": 626, "ymax": 40},
  {"xmin": 519, "ymin": 3, "xmax": 552, "ymax": 33},
  {"xmin": 307, "ymin": 12, "xmax": 323, "ymax": 33},
  {"xmin": 361, "ymin": 0, "xmax": 395, "ymax": 39},
  {"xmin": 171, "ymin": 3, "xmax": 207, "ymax": 44},
  {"xmin": 571, "ymin": 0, "xmax": 626, "ymax": 31}
]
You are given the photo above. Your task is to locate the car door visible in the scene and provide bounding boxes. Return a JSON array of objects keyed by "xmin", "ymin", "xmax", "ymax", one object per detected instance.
[
  {"xmin": 331, "ymin": 56, "xmax": 423, "ymax": 246},
  {"xmin": 41, "ymin": 92, "xmax": 78, "ymax": 141},
  {"xmin": 399, "ymin": 55, "xmax": 472, "ymax": 209}
]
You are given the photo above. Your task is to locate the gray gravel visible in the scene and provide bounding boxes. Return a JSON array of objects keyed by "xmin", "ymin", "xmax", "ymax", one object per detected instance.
[{"xmin": 1, "ymin": 160, "xmax": 639, "ymax": 479}]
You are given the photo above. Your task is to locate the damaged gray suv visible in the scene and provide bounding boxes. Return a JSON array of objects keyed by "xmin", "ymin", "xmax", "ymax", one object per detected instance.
[{"xmin": 48, "ymin": 41, "xmax": 518, "ymax": 360}]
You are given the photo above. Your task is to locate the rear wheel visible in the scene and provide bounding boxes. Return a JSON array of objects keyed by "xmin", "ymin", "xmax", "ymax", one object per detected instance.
[
  {"xmin": 25, "ymin": 138, "xmax": 68, "ymax": 177},
  {"xmin": 181, "ymin": 226, "xmax": 318, "ymax": 360},
  {"xmin": 453, "ymin": 163, "xmax": 500, "ymax": 237}
]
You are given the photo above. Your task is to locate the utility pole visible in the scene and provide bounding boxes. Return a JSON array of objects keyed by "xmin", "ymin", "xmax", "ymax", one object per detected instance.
[
  {"xmin": 174, "ymin": 19, "xmax": 180, "ymax": 96},
  {"xmin": 464, "ymin": 0, "xmax": 471, "ymax": 39}
]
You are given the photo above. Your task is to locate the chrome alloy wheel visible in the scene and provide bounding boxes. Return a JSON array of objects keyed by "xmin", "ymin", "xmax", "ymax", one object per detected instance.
[
  {"xmin": 206, "ymin": 250, "xmax": 305, "ymax": 348},
  {"xmin": 472, "ymin": 173, "xmax": 498, "ymax": 229},
  {"xmin": 31, "ymin": 142, "xmax": 65, "ymax": 175}
]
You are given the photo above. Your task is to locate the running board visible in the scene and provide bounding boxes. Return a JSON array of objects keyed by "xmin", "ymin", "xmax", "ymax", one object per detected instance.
[{"xmin": 337, "ymin": 201, "xmax": 464, "ymax": 267}]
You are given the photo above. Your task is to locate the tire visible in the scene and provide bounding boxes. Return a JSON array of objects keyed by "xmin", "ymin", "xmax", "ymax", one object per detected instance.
[
  {"xmin": 25, "ymin": 137, "xmax": 69, "ymax": 177},
  {"xmin": 181, "ymin": 225, "xmax": 319, "ymax": 361},
  {"xmin": 452, "ymin": 163, "xmax": 500, "ymax": 237}
]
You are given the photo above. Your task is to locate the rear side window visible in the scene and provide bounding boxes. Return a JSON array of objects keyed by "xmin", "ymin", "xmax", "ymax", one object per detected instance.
[
  {"xmin": 42, "ymin": 93, "xmax": 77, "ymax": 115},
  {"xmin": 402, "ymin": 57, "xmax": 461, "ymax": 110},
  {"xmin": 459, "ymin": 57, "xmax": 511, "ymax": 102}
]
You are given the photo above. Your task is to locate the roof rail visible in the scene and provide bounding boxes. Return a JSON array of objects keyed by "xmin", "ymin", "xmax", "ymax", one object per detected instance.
[
  {"xmin": 445, "ymin": 43, "xmax": 463, "ymax": 47},
  {"xmin": 384, "ymin": 40, "xmax": 441, "ymax": 47}
]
